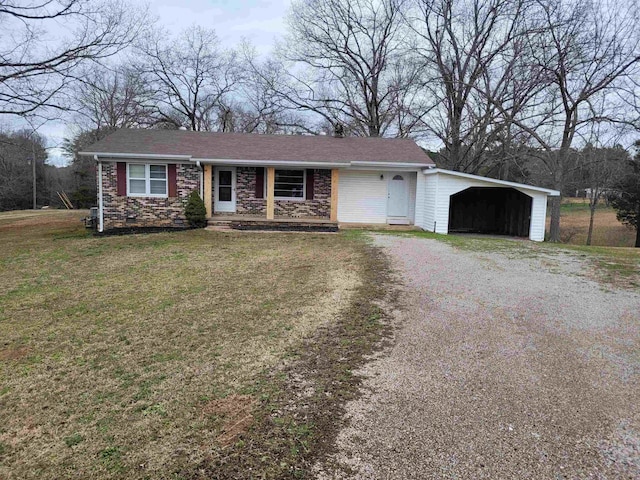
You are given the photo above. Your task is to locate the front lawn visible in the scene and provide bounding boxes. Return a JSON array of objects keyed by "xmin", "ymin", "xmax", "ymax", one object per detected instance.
[{"xmin": 0, "ymin": 210, "xmax": 388, "ymax": 479}]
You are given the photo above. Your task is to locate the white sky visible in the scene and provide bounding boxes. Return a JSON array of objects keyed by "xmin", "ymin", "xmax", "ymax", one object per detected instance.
[{"xmin": 7, "ymin": 0, "xmax": 291, "ymax": 167}]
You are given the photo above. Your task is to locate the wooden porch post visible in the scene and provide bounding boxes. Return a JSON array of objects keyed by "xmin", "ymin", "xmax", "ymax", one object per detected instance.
[
  {"xmin": 266, "ymin": 167, "xmax": 275, "ymax": 220},
  {"xmin": 330, "ymin": 169, "xmax": 339, "ymax": 222},
  {"xmin": 204, "ymin": 164, "xmax": 212, "ymax": 218}
]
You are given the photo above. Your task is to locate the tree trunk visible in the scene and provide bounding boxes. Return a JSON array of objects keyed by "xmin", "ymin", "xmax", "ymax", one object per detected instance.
[
  {"xmin": 548, "ymin": 168, "xmax": 564, "ymax": 243},
  {"xmin": 636, "ymin": 203, "xmax": 640, "ymax": 248},
  {"xmin": 548, "ymin": 196, "xmax": 562, "ymax": 242},
  {"xmin": 587, "ymin": 204, "xmax": 596, "ymax": 246}
]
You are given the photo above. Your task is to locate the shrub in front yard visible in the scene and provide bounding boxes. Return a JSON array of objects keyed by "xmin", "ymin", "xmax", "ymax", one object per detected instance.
[{"xmin": 185, "ymin": 190, "xmax": 207, "ymax": 228}]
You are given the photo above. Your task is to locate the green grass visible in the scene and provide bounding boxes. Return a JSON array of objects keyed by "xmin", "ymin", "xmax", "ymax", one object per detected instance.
[{"xmin": 0, "ymin": 210, "xmax": 385, "ymax": 479}]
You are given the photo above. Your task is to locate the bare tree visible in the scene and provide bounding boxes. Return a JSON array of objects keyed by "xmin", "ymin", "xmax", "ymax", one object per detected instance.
[
  {"xmin": 409, "ymin": 0, "xmax": 541, "ymax": 173},
  {"xmin": 487, "ymin": 0, "xmax": 640, "ymax": 242},
  {"xmin": 139, "ymin": 26, "xmax": 242, "ymax": 131},
  {"xmin": 0, "ymin": 0, "xmax": 148, "ymax": 117},
  {"xmin": 72, "ymin": 65, "xmax": 158, "ymax": 130},
  {"xmin": 0, "ymin": 129, "xmax": 48, "ymax": 210},
  {"xmin": 578, "ymin": 143, "xmax": 628, "ymax": 245},
  {"xmin": 256, "ymin": 0, "xmax": 422, "ymax": 137}
]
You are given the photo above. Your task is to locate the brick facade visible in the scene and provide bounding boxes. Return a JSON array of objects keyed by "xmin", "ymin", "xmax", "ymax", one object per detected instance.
[
  {"xmin": 229, "ymin": 167, "xmax": 331, "ymax": 218},
  {"xmin": 101, "ymin": 161, "xmax": 200, "ymax": 230},
  {"xmin": 235, "ymin": 167, "xmax": 266, "ymax": 215}
]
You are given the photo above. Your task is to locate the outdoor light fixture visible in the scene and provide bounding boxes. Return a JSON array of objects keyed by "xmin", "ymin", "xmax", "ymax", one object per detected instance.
[{"xmin": 380, "ymin": 174, "xmax": 384, "ymax": 180}]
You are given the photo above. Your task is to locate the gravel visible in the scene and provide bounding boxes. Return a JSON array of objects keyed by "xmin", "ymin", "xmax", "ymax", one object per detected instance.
[{"xmin": 316, "ymin": 235, "xmax": 640, "ymax": 479}]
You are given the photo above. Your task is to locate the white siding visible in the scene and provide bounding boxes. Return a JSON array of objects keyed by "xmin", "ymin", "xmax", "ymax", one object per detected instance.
[
  {"xmin": 520, "ymin": 190, "xmax": 548, "ymax": 241},
  {"xmin": 415, "ymin": 172, "xmax": 426, "ymax": 229},
  {"xmin": 338, "ymin": 170, "xmax": 388, "ymax": 223},
  {"xmin": 419, "ymin": 171, "xmax": 552, "ymax": 241},
  {"xmin": 407, "ymin": 172, "xmax": 417, "ymax": 222},
  {"xmin": 422, "ymin": 174, "xmax": 438, "ymax": 231}
]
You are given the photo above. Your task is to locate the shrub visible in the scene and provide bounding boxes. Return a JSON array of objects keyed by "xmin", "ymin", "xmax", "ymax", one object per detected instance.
[{"xmin": 185, "ymin": 190, "xmax": 207, "ymax": 228}]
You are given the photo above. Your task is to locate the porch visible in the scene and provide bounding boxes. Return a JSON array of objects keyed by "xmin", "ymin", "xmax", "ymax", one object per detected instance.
[
  {"xmin": 203, "ymin": 165, "xmax": 339, "ymax": 222},
  {"xmin": 207, "ymin": 214, "xmax": 338, "ymax": 232}
]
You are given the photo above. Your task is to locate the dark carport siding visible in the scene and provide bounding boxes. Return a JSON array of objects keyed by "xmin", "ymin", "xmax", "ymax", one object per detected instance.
[{"xmin": 448, "ymin": 187, "xmax": 532, "ymax": 237}]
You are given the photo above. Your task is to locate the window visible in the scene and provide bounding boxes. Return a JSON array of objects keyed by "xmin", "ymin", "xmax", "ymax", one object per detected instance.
[
  {"xmin": 128, "ymin": 164, "xmax": 167, "ymax": 197},
  {"xmin": 274, "ymin": 169, "xmax": 305, "ymax": 199}
]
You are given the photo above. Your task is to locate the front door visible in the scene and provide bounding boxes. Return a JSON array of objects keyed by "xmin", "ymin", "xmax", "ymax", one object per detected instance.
[
  {"xmin": 387, "ymin": 173, "xmax": 409, "ymax": 218},
  {"xmin": 214, "ymin": 167, "xmax": 236, "ymax": 213}
]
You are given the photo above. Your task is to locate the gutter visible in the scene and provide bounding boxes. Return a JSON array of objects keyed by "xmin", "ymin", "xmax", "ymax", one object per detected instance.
[
  {"xmin": 95, "ymin": 155, "xmax": 104, "ymax": 233},
  {"xmin": 350, "ymin": 161, "xmax": 436, "ymax": 168},
  {"xmin": 196, "ymin": 158, "xmax": 351, "ymax": 168},
  {"xmin": 79, "ymin": 152, "xmax": 192, "ymax": 161}
]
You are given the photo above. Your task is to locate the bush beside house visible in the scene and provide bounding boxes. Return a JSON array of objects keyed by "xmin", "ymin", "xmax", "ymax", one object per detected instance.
[{"xmin": 185, "ymin": 190, "xmax": 207, "ymax": 228}]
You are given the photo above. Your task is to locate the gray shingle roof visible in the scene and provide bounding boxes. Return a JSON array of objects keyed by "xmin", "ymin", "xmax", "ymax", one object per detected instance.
[{"xmin": 80, "ymin": 129, "xmax": 433, "ymax": 165}]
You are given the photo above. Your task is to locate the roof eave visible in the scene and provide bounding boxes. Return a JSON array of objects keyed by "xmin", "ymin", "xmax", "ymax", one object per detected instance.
[
  {"xmin": 196, "ymin": 158, "xmax": 351, "ymax": 168},
  {"xmin": 423, "ymin": 168, "xmax": 561, "ymax": 196},
  {"xmin": 350, "ymin": 161, "xmax": 435, "ymax": 168},
  {"xmin": 80, "ymin": 152, "xmax": 193, "ymax": 160}
]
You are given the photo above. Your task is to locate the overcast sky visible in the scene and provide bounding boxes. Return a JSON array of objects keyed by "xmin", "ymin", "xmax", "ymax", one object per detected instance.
[{"xmin": 7, "ymin": 0, "xmax": 291, "ymax": 167}]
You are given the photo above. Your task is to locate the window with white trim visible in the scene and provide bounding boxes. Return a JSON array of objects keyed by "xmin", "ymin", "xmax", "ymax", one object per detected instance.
[
  {"xmin": 274, "ymin": 169, "xmax": 305, "ymax": 199},
  {"xmin": 128, "ymin": 164, "xmax": 168, "ymax": 197}
]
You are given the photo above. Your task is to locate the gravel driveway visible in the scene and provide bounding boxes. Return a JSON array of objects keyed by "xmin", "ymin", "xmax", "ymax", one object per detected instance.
[{"xmin": 317, "ymin": 235, "xmax": 640, "ymax": 479}]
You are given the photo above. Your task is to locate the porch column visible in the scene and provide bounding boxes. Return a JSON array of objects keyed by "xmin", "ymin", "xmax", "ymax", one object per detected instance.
[
  {"xmin": 204, "ymin": 164, "xmax": 212, "ymax": 218},
  {"xmin": 330, "ymin": 169, "xmax": 339, "ymax": 222},
  {"xmin": 266, "ymin": 167, "xmax": 275, "ymax": 220}
]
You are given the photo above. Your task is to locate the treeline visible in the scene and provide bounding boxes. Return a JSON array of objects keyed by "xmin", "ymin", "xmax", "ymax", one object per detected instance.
[
  {"xmin": 0, "ymin": 130, "xmax": 96, "ymax": 211},
  {"xmin": 1, "ymin": 0, "xmax": 640, "ymax": 240}
]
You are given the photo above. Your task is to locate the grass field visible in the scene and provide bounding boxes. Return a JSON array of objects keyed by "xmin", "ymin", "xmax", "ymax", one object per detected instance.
[
  {"xmin": 548, "ymin": 198, "xmax": 636, "ymax": 247},
  {"xmin": 0, "ymin": 210, "xmax": 389, "ymax": 479}
]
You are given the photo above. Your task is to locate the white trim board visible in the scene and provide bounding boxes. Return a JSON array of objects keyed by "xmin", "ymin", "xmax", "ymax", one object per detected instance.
[
  {"xmin": 82, "ymin": 152, "xmax": 192, "ymax": 161},
  {"xmin": 423, "ymin": 168, "xmax": 560, "ymax": 196}
]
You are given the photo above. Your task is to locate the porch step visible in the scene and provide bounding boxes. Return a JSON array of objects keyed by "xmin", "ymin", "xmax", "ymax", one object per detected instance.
[{"xmin": 207, "ymin": 217, "xmax": 338, "ymax": 233}]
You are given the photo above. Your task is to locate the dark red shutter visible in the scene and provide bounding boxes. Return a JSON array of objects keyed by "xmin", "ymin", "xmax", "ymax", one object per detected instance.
[
  {"xmin": 255, "ymin": 167, "xmax": 264, "ymax": 199},
  {"xmin": 168, "ymin": 164, "xmax": 177, "ymax": 197},
  {"xmin": 306, "ymin": 169, "xmax": 315, "ymax": 200},
  {"xmin": 116, "ymin": 162, "xmax": 127, "ymax": 196}
]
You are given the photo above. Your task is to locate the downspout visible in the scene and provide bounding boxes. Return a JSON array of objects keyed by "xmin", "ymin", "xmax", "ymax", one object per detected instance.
[
  {"xmin": 196, "ymin": 160, "xmax": 204, "ymax": 198},
  {"xmin": 95, "ymin": 155, "xmax": 104, "ymax": 233}
]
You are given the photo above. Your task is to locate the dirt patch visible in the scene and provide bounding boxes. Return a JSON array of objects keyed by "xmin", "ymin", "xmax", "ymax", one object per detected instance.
[
  {"xmin": 202, "ymin": 395, "xmax": 257, "ymax": 448},
  {"xmin": 0, "ymin": 346, "xmax": 30, "ymax": 361}
]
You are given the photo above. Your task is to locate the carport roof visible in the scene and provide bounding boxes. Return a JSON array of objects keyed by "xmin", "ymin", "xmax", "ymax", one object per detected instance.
[{"xmin": 423, "ymin": 168, "xmax": 560, "ymax": 196}]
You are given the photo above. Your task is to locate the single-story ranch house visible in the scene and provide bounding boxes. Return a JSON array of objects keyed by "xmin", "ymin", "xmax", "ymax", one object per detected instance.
[{"xmin": 80, "ymin": 129, "xmax": 559, "ymax": 241}]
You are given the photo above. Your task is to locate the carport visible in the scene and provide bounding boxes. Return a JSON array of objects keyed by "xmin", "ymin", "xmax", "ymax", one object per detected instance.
[
  {"xmin": 449, "ymin": 187, "xmax": 532, "ymax": 237},
  {"xmin": 415, "ymin": 169, "xmax": 560, "ymax": 242}
]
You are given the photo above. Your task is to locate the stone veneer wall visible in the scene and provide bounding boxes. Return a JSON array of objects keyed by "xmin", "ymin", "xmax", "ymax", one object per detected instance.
[
  {"xmin": 101, "ymin": 161, "xmax": 200, "ymax": 229},
  {"xmin": 235, "ymin": 167, "xmax": 266, "ymax": 215},
  {"xmin": 233, "ymin": 167, "xmax": 331, "ymax": 218}
]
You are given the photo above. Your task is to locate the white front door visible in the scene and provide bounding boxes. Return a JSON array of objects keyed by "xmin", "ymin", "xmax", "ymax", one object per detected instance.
[
  {"xmin": 387, "ymin": 173, "xmax": 409, "ymax": 218},
  {"xmin": 214, "ymin": 167, "xmax": 236, "ymax": 213}
]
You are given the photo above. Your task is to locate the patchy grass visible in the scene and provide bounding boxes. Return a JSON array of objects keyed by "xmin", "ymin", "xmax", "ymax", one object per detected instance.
[
  {"xmin": 0, "ymin": 210, "xmax": 390, "ymax": 479},
  {"xmin": 546, "ymin": 199, "xmax": 636, "ymax": 247}
]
